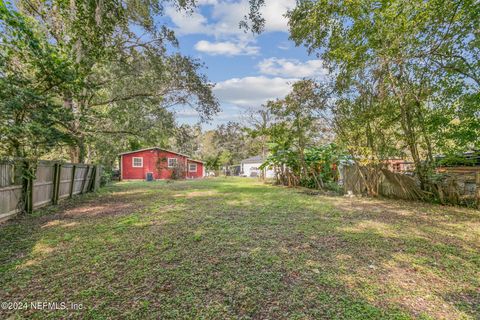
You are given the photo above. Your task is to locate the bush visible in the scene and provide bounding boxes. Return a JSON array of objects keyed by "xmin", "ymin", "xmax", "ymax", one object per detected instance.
[
  {"xmin": 100, "ymin": 169, "xmax": 113, "ymax": 186},
  {"xmin": 170, "ymin": 163, "xmax": 186, "ymax": 180},
  {"xmin": 325, "ymin": 181, "xmax": 343, "ymax": 194}
]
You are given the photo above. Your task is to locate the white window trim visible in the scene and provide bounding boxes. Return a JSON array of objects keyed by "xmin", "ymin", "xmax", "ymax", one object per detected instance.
[
  {"xmin": 167, "ymin": 158, "xmax": 177, "ymax": 168},
  {"xmin": 132, "ymin": 157, "xmax": 143, "ymax": 168},
  {"xmin": 188, "ymin": 163, "xmax": 197, "ymax": 172}
]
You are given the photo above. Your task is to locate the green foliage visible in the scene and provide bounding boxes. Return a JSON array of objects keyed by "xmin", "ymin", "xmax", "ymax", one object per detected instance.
[
  {"xmin": 436, "ymin": 150, "xmax": 479, "ymax": 167},
  {"xmin": 218, "ymin": 150, "xmax": 233, "ymax": 167},
  {"xmin": 200, "ymin": 122, "xmax": 254, "ymax": 170},
  {"xmin": 100, "ymin": 168, "xmax": 113, "ymax": 186},
  {"xmin": 170, "ymin": 124, "xmax": 203, "ymax": 158},
  {"xmin": 0, "ymin": 2, "xmax": 75, "ymax": 158},
  {"xmin": 243, "ymin": 108, "xmax": 273, "ymax": 160},
  {"xmin": 259, "ymin": 80, "xmax": 336, "ymax": 189},
  {"xmin": 262, "ymin": 143, "xmax": 345, "ymax": 190},
  {"xmin": 287, "ymin": 0, "xmax": 480, "ymax": 191},
  {"xmin": 204, "ymin": 155, "xmax": 221, "ymax": 171},
  {"xmin": 1, "ymin": 0, "xmax": 219, "ymax": 164},
  {"xmin": 304, "ymin": 144, "xmax": 344, "ymax": 183}
]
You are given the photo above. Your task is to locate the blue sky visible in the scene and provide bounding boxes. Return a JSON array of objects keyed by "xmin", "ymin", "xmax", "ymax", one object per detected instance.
[{"xmin": 163, "ymin": 0, "xmax": 327, "ymax": 129}]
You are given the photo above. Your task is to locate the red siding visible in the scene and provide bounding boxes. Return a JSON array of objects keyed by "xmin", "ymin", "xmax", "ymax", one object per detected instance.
[
  {"xmin": 186, "ymin": 160, "xmax": 204, "ymax": 179},
  {"xmin": 121, "ymin": 149, "xmax": 203, "ymax": 180},
  {"xmin": 156, "ymin": 150, "xmax": 189, "ymax": 180}
]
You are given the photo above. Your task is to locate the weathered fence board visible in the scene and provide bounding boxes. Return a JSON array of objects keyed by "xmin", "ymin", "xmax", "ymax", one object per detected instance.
[
  {"xmin": 342, "ymin": 164, "xmax": 480, "ymax": 207},
  {"xmin": 59, "ymin": 165, "xmax": 73, "ymax": 200},
  {"xmin": 0, "ymin": 160, "xmax": 102, "ymax": 223},
  {"xmin": 0, "ymin": 185, "xmax": 23, "ymax": 221},
  {"xmin": 32, "ymin": 162, "xmax": 55, "ymax": 209},
  {"xmin": 0, "ymin": 163, "xmax": 15, "ymax": 187}
]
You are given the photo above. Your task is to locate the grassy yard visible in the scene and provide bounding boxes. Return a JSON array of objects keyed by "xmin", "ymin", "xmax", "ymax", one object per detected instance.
[{"xmin": 0, "ymin": 178, "xmax": 479, "ymax": 319}]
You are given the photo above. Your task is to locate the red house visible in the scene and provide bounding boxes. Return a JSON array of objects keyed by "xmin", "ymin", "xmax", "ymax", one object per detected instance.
[{"xmin": 119, "ymin": 147, "xmax": 204, "ymax": 180}]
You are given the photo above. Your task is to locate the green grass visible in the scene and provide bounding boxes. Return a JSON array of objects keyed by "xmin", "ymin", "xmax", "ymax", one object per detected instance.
[{"xmin": 0, "ymin": 178, "xmax": 479, "ymax": 319}]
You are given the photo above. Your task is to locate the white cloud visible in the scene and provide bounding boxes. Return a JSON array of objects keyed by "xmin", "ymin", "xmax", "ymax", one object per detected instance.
[
  {"xmin": 165, "ymin": 6, "xmax": 212, "ymax": 36},
  {"xmin": 194, "ymin": 40, "xmax": 259, "ymax": 56},
  {"xmin": 257, "ymin": 58, "xmax": 328, "ymax": 78},
  {"xmin": 214, "ymin": 76, "xmax": 297, "ymax": 107},
  {"xmin": 260, "ymin": 0, "xmax": 296, "ymax": 33},
  {"xmin": 208, "ymin": 0, "xmax": 295, "ymax": 34},
  {"xmin": 175, "ymin": 106, "xmax": 245, "ymax": 129},
  {"xmin": 277, "ymin": 42, "xmax": 290, "ymax": 50},
  {"xmin": 196, "ymin": 0, "xmax": 218, "ymax": 5},
  {"xmin": 166, "ymin": 0, "xmax": 296, "ymax": 57},
  {"xmin": 166, "ymin": 0, "xmax": 295, "ymax": 38},
  {"xmin": 174, "ymin": 109, "xmax": 200, "ymax": 118},
  {"xmin": 176, "ymin": 75, "xmax": 300, "ymax": 127}
]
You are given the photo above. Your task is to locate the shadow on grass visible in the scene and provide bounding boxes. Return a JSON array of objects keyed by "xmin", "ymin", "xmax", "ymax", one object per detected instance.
[
  {"xmin": 0, "ymin": 182, "xmax": 163, "ymax": 272},
  {"xmin": 181, "ymin": 179, "xmax": 480, "ymax": 319},
  {"xmin": 0, "ymin": 178, "xmax": 478, "ymax": 319}
]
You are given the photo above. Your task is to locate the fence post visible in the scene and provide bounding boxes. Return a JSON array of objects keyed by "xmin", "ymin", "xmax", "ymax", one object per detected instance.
[
  {"xmin": 52, "ymin": 163, "xmax": 57, "ymax": 205},
  {"xmin": 80, "ymin": 166, "xmax": 89, "ymax": 194},
  {"xmin": 22, "ymin": 160, "xmax": 34, "ymax": 214},
  {"xmin": 70, "ymin": 164, "xmax": 76, "ymax": 198},
  {"xmin": 87, "ymin": 166, "xmax": 96, "ymax": 192},
  {"xmin": 93, "ymin": 165, "xmax": 101, "ymax": 192},
  {"xmin": 52, "ymin": 163, "xmax": 60, "ymax": 205},
  {"xmin": 476, "ymin": 172, "xmax": 480, "ymax": 209},
  {"xmin": 56, "ymin": 164, "xmax": 62, "ymax": 202},
  {"xmin": 27, "ymin": 175, "xmax": 34, "ymax": 214}
]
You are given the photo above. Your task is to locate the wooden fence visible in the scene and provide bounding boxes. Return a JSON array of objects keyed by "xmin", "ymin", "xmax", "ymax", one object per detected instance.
[
  {"xmin": 0, "ymin": 160, "xmax": 101, "ymax": 223},
  {"xmin": 341, "ymin": 164, "xmax": 480, "ymax": 207}
]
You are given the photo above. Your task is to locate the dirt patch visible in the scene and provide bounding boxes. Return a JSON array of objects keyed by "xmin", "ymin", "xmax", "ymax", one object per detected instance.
[
  {"xmin": 173, "ymin": 190, "xmax": 219, "ymax": 198},
  {"xmin": 61, "ymin": 203, "xmax": 135, "ymax": 218}
]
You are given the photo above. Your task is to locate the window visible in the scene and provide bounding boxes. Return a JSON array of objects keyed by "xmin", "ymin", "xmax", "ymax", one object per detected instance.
[
  {"xmin": 167, "ymin": 158, "xmax": 177, "ymax": 168},
  {"xmin": 189, "ymin": 163, "xmax": 197, "ymax": 172},
  {"xmin": 132, "ymin": 157, "xmax": 143, "ymax": 168}
]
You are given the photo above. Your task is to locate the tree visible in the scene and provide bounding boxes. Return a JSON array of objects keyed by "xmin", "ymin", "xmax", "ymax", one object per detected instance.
[
  {"xmin": 170, "ymin": 124, "xmax": 203, "ymax": 158},
  {"xmin": 0, "ymin": 3, "xmax": 75, "ymax": 159},
  {"xmin": 268, "ymin": 80, "xmax": 331, "ymax": 187},
  {"xmin": 243, "ymin": 108, "xmax": 273, "ymax": 159},
  {"xmin": 2, "ymin": 0, "xmax": 219, "ymax": 164},
  {"xmin": 257, "ymin": 80, "xmax": 335, "ymax": 189},
  {"xmin": 243, "ymin": 108, "xmax": 273, "ymax": 179},
  {"xmin": 286, "ymin": 0, "xmax": 479, "ymax": 191},
  {"xmin": 213, "ymin": 122, "xmax": 251, "ymax": 166}
]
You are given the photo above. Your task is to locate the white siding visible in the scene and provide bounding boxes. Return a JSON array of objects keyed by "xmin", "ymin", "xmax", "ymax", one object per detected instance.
[{"xmin": 242, "ymin": 162, "xmax": 275, "ymax": 178}]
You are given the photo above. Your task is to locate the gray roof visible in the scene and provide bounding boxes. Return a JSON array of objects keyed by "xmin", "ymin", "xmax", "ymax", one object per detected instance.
[{"xmin": 241, "ymin": 155, "xmax": 266, "ymax": 164}]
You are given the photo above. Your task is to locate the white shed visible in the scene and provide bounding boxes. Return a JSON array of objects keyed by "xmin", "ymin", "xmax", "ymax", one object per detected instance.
[{"xmin": 240, "ymin": 156, "xmax": 275, "ymax": 178}]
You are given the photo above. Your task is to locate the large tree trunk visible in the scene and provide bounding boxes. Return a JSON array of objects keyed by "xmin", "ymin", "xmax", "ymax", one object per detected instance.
[
  {"xmin": 400, "ymin": 103, "xmax": 430, "ymax": 190},
  {"xmin": 69, "ymin": 137, "xmax": 86, "ymax": 163},
  {"xmin": 65, "ymin": 94, "xmax": 87, "ymax": 163},
  {"xmin": 69, "ymin": 146, "xmax": 80, "ymax": 163},
  {"xmin": 387, "ymin": 63, "xmax": 432, "ymax": 191},
  {"xmin": 260, "ymin": 139, "xmax": 266, "ymax": 180}
]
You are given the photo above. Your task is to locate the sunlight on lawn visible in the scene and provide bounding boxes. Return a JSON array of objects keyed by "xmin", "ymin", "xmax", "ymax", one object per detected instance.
[{"xmin": 0, "ymin": 178, "xmax": 478, "ymax": 319}]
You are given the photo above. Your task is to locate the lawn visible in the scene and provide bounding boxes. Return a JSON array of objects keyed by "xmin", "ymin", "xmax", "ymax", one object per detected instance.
[{"xmin": 0, "ymin": 178, "xmax": 479, "ymax": 319}]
